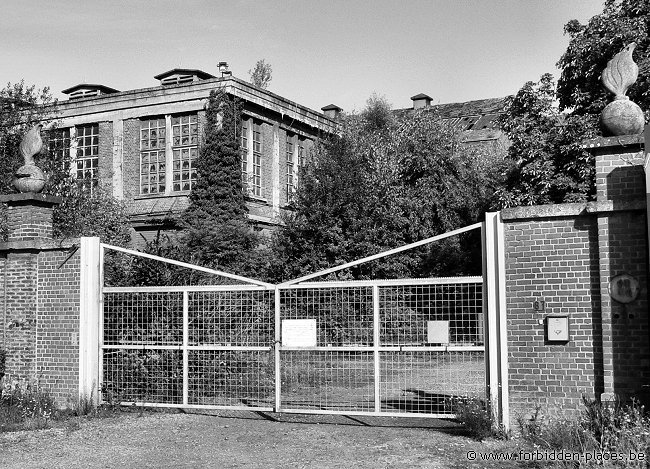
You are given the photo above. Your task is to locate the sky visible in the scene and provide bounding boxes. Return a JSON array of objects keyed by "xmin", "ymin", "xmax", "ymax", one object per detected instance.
[{"xmin": 0, "ymin": 0, "xmax": 605, "ymax": 113}]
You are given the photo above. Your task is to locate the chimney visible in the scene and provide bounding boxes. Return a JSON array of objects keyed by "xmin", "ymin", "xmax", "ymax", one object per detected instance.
[
  {"xmin": 218, "ymin": 61, "xmax": 232, "ymax": 77},
  {"xmin": 411, "ymin": 93, "xmax": 432, "ymax": 109},
  {"xmin": 321, "ymin": 104, "xmax": 343, "ymax": 120}
]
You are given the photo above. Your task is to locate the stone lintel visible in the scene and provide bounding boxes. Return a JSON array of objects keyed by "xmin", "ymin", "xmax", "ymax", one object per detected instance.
[
  {"xmin": 0, "ymin": 192, "xmax": 63, "ymax": 207},
  {"xmin": 501, "ymin": 199, "xmax": 646, "ymax": 221},
  {"xmin": 0, "ymin": 239, "xmax": 77, "ymax": 253},
  {"xmin": 583, "ymin": 134, "xmax": 644, "ymax": 151}
]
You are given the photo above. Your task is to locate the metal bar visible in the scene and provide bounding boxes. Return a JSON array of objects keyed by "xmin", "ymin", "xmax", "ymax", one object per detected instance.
[
  {"xmin": 274, "ymin": 286, "xmax": 281, "ymax": 412},
  {"xmin": 101, "ymin": 344, "xmax": 272, "ymax": 351},
  {"xmin": 100, "ymin": 243, "xmax": 274, "ymax": 287},
  {"xmin": 103, "ymin": 284, "xmax": 272, "ymax": 293},
  {"xmin": 119, "ymin": 402, "xmax": 275, "ymax": 412},
  {"xmin": 269, "ymin": 345, "xmax": 485, "ymax": 352},
  {"xmin": 182, "ymin": 290, "xmax": 189, "ymax": 406},
  {"xmin": 279, "ymin": 222, "xmax": 482, "ymax": 287},
  {"xmin": 98, "ymin": 243, "xmax": 105, "ymax": 404},
  {"xmin": 373, "ymin": 285, "xmax": 380, "ymax": 413},
  {"xmin": 282, "ymin": 276, "xmax": 483, "ymax": 289},
  {"xmin": 276, "ymin": 408, "xmax": 456, "ymax": 419}
]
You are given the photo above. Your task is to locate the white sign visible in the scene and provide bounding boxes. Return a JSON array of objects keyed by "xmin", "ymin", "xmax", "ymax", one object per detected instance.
[
  {"xmin": 546, "ymin": 316, "xmax": 570, "ymax": 342},
  {"xmin": 427, "ymin": 321, "xmax": 449, "ymax": 344},
  {"xmin": 282, "ymin": 319, "xmax": 317, "ymax": 347}
]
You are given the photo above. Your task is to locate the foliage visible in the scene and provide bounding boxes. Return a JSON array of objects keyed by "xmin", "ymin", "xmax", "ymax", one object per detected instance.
[
  {"xmin": 496, "ymin": 74, "xmax": 598, "ymax": 207},
  {"xmin": 361, "ymin": 92, "xmax": 394, "ymax": 132},
  {"xmin": 248, "ymin": 59, "xmax": 272, "ymax": 89},
  {"xmin": 269, "ymin": 102, "xmax": 502, "ymax": 282},
  {"xmin": 53, "ymin": 185, "xmax": 132, "ymax": 246},
  {"xmin": 518, "ymin": 397, "xmax": 650, "ymax": 468},
  {"xmin": 0, "ymin": 381, "xmax": 57, "ymax": 432},
  {"xmin": 557, "ymin": 0, "xmax": 650, "ymax": 115},
  {"xmin": 181, "ymin": 89, "xmax": 261, "ymax": 277},
  {"xmin": 454, "ymin": 396, "xmax": 502, "ymax": 441}
]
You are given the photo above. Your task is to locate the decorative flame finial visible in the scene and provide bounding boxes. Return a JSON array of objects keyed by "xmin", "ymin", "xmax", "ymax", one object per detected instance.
[
  {"xmin": 14, "ymin": 124, "xmax": 46, "ymax": 193},
  {"xmin": 601, "ymin": 42, "xmax": 639, "ymax": 99},
  {"xmin": 600, "ymin": 43, "xmax": 645, "ymax": 136}
]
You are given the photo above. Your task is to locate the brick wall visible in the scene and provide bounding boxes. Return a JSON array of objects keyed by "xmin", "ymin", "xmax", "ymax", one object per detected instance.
[
  {"xmin": 0, "ymin": 195, "xmax": 81, "ymax": 405},
  {"xmin": 502, "ymin": 135, "xmax": 649, "ymax": 425}
]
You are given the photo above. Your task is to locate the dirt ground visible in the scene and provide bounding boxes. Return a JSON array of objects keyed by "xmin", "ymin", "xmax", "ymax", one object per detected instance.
[{"xmin": 0, "ymin": 410, "xmax": 522, "ymax": 469}]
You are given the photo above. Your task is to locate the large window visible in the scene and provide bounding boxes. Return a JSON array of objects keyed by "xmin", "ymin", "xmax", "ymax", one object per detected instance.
[
  {"xmin": 140, "ymin": 118, "xmax": 166, "ymax": 194},
  {"xmin": 171, "ymin": 115, "xmax": 198, "ymax": 192},
  {"xmin": 286, "ymin": 132, "xmax": 295, "ymax": 201},
  {"xmin": 76, "ymin": 124, "xmax": 99, "ymax": 190},
  {"xmin": 252, "ymin": 121, "xmax": 262, "ymax": 197},
  {"xmin": 139, "ymin": 113, "xmax": 198, "ymax": 195},
  {"xmin": 48, "ymin": 127, "xmax": 71, "ymax": 163}
]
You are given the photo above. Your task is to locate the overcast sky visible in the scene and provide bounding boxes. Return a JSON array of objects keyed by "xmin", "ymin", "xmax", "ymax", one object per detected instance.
[{"xmin": 1, "ymin": 0, "xmax": 604, "ymax": 112}]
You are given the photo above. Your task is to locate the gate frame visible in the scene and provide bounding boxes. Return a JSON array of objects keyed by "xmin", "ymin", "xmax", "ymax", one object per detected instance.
[{"xmin": 80, "ymin": 214, "xmax": 508, "ymax": 429}]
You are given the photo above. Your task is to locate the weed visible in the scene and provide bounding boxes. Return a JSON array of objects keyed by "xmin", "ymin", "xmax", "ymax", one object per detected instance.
[
  {"xmin": 0, "ymin": 380, "xmax": 57, "ymax": 432},
  {"xmin": 453, "ymin": 395, "xmax": 505, "ymax": 441}
]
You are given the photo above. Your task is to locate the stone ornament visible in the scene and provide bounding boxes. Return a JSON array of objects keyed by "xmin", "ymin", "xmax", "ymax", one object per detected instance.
[
  {"xmin": 14, "ymin": 123, "xmax": 46, "ymax": 193},
  {"xmin": 600, "ymin": 43, "xmax": 645, "ymax": 136}
]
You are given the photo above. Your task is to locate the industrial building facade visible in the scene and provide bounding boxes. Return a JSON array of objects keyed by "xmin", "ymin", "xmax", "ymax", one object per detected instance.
[{"xmin": 47, "ymin": 68, "xmax": 338, "ymax": 243}]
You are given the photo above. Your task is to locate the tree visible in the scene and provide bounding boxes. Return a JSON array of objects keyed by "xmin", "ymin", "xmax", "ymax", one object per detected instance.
[
  {"xmin": 268, "ymin": 100, "xmax": 500, "ymax": 281},
  {"xmin": 180, "ymin": 88, "xmax": 261, "ymax": 275},
  {"xmin": 496, "ymin": 74, "xmax": 598, "ymax": 207},
  {"xmin": 248, "ymin": 59, "xmax": 272, "ymax": 89},
  {"xmin": 557, "ymin": 0, "xmax": 650, "ymax": 115}
]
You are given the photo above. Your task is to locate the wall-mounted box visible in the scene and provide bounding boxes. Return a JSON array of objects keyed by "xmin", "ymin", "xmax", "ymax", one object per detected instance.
[
  {"xmin": 546, "ymin": 315, "xmax": 570, "ymax": 342},
  {"xmin": 427, "ymin": 320, "xmax": 449, "ymax": 344}
]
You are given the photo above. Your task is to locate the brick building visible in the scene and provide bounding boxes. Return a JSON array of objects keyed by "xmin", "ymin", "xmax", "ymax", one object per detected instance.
[{"xmin": 46, "ymin": 67, "xmax": 338, "ymax": 243}]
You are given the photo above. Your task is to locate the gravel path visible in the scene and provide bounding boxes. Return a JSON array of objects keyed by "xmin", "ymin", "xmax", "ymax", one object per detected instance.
[{"xmin": 0, "ymin": 411, "xmax": 519, "ymax": 468}]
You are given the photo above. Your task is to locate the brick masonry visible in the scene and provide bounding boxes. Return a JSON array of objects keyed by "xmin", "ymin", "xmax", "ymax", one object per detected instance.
[
  {"xmin": 0, "ymin": 194, "xmax": 80, "ymax": 405},
  {"xmin": 503, "ymin": 135, "xmax": 649, "ymax": 425}
]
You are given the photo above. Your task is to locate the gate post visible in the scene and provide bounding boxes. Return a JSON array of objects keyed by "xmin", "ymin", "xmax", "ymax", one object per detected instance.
[
  {"xmin": 79, "ymin": 237, "xmax": 101, "ymax": 405},
  {"xmin": 483, "ymin": 212, "xmax": 509, "ymax": 431}
]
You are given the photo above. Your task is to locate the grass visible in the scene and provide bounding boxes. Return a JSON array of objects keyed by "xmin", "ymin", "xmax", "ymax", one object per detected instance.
[{"xmin": 0, "ymin": 380, "xmax": 124, "ymax": 433}]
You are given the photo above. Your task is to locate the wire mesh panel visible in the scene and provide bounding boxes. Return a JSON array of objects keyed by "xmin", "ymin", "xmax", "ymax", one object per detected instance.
[
  {"xmin": 103, "ymin": 348, "xmax": 183, "ymax": 404},
  {"xmin": 188, "ymin": 290, "xmax": 274, "ymax": 346},
  {"xmin": 380, "ymin": 282, "xmax": 483, "ymax": 346},
  {"xmin": 188, "ymin": 350, "xmax": 274, "ymax": 406},
  {"xmin": 281, "ymin": 351, "xmax": 375, "ymax": 411},
  {"xmin": 281, "ymin": 287, "xmax": 373, "ymax": 345},
  {"xmin": 380, "ymin": 351, "xmax": 485, "ymax": 414},
  {"xmin": 104, "ymin": 292, "xmax": 183, "ymax": 346}
]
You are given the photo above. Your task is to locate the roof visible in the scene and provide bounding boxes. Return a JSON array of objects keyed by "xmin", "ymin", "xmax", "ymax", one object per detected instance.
[
  {"xmin": 153, "ymin": 68, "xmax": 216, "ymax": 80},
  {"xmin": 321, "ymin": 104, "xmax": 343, "ymax": 111},
  {"xmin": 410, "ymin": 93, "xmax": 432, "ymax": 101},
  {"xmin": 395, "ymin": 96, "xmax": 512, "ymax": 132},
  {"xmin": 61, "ymin": 84, "xmax": 120, "ymax": 95}
]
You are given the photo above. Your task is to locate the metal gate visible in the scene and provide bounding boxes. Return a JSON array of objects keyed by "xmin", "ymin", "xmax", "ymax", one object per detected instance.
[{"xmin": 96, "ymin": 217, "xmax": 507, "ymax": 422}]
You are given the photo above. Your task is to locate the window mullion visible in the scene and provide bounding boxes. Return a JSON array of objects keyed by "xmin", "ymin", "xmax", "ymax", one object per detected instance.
[{"xmin": 165, "ymin": 114, "xmax": 172, "ymax": 195}]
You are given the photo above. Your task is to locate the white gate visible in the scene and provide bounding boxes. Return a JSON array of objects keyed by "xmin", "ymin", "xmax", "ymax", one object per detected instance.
[{"xmin": 81, "ymin": 214, "xmax": 507, "ymax": 426}]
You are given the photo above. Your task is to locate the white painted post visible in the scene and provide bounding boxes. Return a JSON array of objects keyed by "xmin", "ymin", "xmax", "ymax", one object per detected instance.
[
  {"xmin": 373, "ymin": 285, "xmax": 381, "ymax": 413},
  {"xmin": 182, "ymin": 291, "xmax": 189, "ymax": 406},
  {"xmin": 79, "ymin": 237, "xmax": 101, "ymax": 406},
  {"xmin": 482, "ymin": 213, "xmax": 509, "ymax": 431},
  {"xmin": 274, "ymin": 287, "xmax": 282, "ymax": 412}
]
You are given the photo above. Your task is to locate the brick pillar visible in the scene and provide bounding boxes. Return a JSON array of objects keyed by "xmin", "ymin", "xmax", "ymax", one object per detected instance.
[
  {"xmin": 0, "ymin": 193, "xmax": 61, "ymax": 385},
  {"xmin": 585, "ymin": 135, "xmax": 649, "ymax": 402}
]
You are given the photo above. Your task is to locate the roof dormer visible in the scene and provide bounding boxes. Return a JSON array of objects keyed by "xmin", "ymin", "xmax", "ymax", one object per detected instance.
[
  {"xmin": 154, "ymin": 68, "xmax": 216, "ymax": 86},
  {"xmin": 62, "ymin": 84, "xmax": 120, "ymax": 100},
  {"xmin": 411, "ymin": 93, "xmax": 432, "ymax": 109}
]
